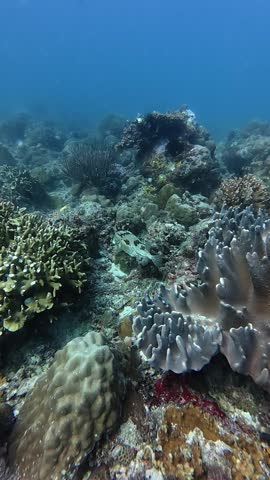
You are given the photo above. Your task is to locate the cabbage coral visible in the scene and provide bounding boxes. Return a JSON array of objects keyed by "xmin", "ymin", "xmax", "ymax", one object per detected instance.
[
  {"xmin": 133, "ymin": 206, "xmax": 270, "ymax": 393},
  {"xmin": 0, "ymin": 201, "xmax": 87, "ymax": 333}
]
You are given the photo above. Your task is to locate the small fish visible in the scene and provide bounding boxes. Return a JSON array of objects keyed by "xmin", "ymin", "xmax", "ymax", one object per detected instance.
[
  {"xmin": 114, "ymin": 231, "xmax": 162, "ymax": 269},
  {"xmin": 59, "ymin": 205, "xmax": 69, "ymax": 212}
]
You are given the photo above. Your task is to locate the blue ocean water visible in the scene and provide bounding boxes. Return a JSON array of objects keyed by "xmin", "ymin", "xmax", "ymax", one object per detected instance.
[{"xmin": 0, "ymin": 0, "xmax": 270, "ymax": 138}]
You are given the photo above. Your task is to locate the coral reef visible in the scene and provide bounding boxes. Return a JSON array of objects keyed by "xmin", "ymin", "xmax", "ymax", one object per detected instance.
[
  {"xmin": 2, "ymin": 108, "xmax": 270, "ymax": 480},
  {"xmin": 25, "ymin": 122, "xmax": 65, "ymax": 151},
  {"xmin": 0, "ymin": 114, "xmax": 29, "ymax": 144},
  {"xmin": 8, "ymin": 331, "xmax": 130, "ymax": 480},
  {"xmin": 61, "ymin": 140, "xmax": 122, "ymax": 196},
  {"xmin": 0, "ymin": 201, "xmax": 87, "ymax": 333},
  {"xmin": 98, "ymin": 113, "xmax": 126, "ymax": 139},
  {"xmin": 133, "ymin": 205, "xmax": 270, "ymax": 393},
  {"xmin": 214, "ymin": 174, "xmax": 270, "ymax": 210},
  {"xmin": 117, "ymin": 107, "xmax": 213, "ymax": 159},
  {"xmin": 170, "ymin": 144, "xmax": 220, "ymax": 194},
  {"xmin": 87, "ymin": 366, "xmax": 270, "ymax": 479},
  {"xmin": 219, "ymin": 121, "xmax": 270, "ymax": 176},
  {"xmin": 0, "ymin": 145, "xmax": 16, "ymax": 167},
  {"xmin": 118, "ymin": 107, "xmax": 220, "ymax": 196},
  {"xmin": 0, "ymin": 165, "xmax": 51, "ymax": 209}
]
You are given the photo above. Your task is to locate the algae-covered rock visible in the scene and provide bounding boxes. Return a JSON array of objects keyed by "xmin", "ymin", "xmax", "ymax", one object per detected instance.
[
  {"xmin": 157, "ymin": 183, "xmax": 179, "ymax": 209},
  {"xmin": 0, "ymin": 201, "xmax": 87, "ymax": 333},
  {"xmin": 166, "ymin": 194, "xmax": 198, "ymax": 226}
]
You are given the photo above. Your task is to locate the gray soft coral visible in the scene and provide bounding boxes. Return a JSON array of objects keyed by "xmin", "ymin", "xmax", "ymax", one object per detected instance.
[{"xmin": 133, "ymin": 206, "xmax": 270, "ymax": 392}]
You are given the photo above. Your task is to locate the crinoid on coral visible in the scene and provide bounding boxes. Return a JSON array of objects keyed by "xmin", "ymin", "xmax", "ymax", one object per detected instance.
[
  {"xmin": 214, "ymin": 174, "xmax": 270, "ymax": 211},
  {"xmin": 133, "ymin": 205, "xmax": 270, "ymax": 393},
  {"xmin": 8, "ymin": 331, "xmax": 130, "ymax": 480},
  {"xmin": 61, "ymin": 140, "xmax": 121, "ymax": 196},
  {"xmin": 0, "ymin": 201, "xmax": 87, "ymax": 333}
]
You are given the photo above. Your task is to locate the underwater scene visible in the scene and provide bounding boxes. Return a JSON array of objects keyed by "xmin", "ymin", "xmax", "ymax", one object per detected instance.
[{"xmin": 2, "ymin": 0, "xmax": 270, "ymax": 479}]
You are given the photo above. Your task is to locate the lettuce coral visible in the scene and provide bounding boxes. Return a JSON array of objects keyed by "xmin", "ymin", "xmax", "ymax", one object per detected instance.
[
  {"xmin": 133, "ymin": 206, "xmax": 270, "ymax": 393},
  {"xmin": 0, "ymin": 201, "xmax": 87, "ymax": 333}
]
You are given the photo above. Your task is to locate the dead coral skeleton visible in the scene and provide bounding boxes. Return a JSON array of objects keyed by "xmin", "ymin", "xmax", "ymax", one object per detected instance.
[{"xmin": 133, "ymin": 206, "xmax": 270, "ymax": 393}]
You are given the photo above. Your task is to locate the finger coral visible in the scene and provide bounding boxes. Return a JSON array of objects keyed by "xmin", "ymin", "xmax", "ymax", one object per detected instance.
[
  {"xmin": 0, "ymin": 201, "xmax": 87, "ymax": 333},
  {"xmin": 133, "ymin": 206, "xmax": 270, "ymax": 393},
  {"xmin": 8, "ymin": 331, "xmax": 129, "ymax": 480}
]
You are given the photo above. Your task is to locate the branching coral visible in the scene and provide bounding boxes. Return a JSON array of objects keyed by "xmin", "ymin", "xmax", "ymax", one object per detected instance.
[
  {"xmin": 133, "ymin": 206, "xmax": 270, "ymax": 393},
  {"xmin": 0, "ymin": 201, "xmax": 87, "ymax": 333},
  {"xmin": 214, "ymin": 174, "xmax": 270, "ymax": 211},
  {"xmin": 8, "ymin": 331, "xmax": 129, "ymax": 480}
]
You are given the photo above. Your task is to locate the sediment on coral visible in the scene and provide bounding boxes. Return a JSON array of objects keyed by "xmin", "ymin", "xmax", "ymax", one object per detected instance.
[
  {"xmin": 133, "ymin": 205, "xmax": 270, "ymax": 393},
  {"xmin": 8, "ymin": 331, "xmax": 129, "ymax": 480},
  {"xmin": 0, "ymin": 201, "xmax": 87, "ymax": 333}
]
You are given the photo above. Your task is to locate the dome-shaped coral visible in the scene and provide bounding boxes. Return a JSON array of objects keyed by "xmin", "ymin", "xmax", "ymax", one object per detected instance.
[{"xmin": 8, "ymin": 331, "xmax": 129, "ymax": 480}]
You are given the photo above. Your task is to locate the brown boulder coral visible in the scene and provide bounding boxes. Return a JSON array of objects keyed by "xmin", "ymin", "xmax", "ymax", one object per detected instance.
[
  {"xmin": 0, "ymin": 201, "xmax": 87, "ymax": 333},
  {"xmin": 133, "ymin": 206, "xmax": 270, "ymax": 393},
  {"xmin": 8, "ymin": 331, "xmax": 130, "ymax": 480}
]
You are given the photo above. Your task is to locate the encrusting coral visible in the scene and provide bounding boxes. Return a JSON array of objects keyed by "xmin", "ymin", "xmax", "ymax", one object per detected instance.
[
  {"xmin": 0, "ymin": 201, "xmax": 87, "ymax": 333},
  {"xmin": 133, "ymin": 205, "xmax": 270, "ymax": 393},
  {"xmin": 8, "ymin": 331, "xmax": 129, "ymax": 480}
]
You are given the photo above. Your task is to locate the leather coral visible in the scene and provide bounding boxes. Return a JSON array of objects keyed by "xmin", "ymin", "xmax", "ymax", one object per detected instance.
[{"xmin": 133, "ymin": 206, "xmax": 270, "ymax": 393}]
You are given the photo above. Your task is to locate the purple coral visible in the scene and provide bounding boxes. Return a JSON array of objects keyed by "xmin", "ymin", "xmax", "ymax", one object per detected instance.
[{"xmin": 133, "ymin": 206, "xmax": 270, "ymax": 393}]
